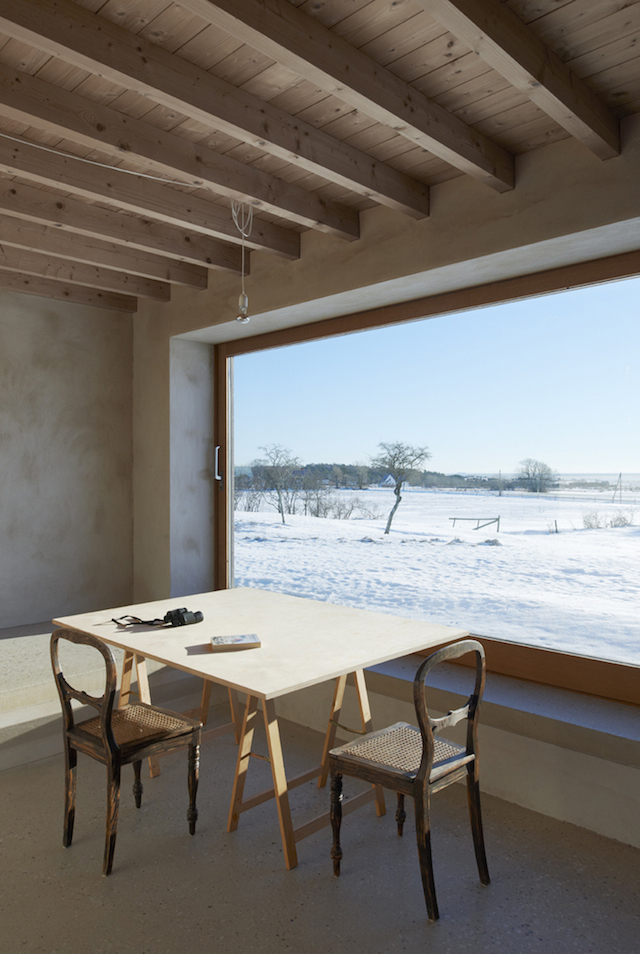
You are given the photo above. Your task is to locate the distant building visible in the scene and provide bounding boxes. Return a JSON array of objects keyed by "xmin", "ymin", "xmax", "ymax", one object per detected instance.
[{"xmin": 380, "ymin": 474, "xmax": 406, "ymax": 489}]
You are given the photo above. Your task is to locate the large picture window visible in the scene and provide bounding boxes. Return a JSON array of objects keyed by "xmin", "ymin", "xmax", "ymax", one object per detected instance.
[{"xmin": 230, "ymin": 277, "xmax": 639, "ymax": 669}]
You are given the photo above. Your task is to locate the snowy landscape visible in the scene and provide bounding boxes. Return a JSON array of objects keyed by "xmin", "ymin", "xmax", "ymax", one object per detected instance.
[{"xmin": 234, "ymin": 481, "xmax": 639, "ymax": 666}]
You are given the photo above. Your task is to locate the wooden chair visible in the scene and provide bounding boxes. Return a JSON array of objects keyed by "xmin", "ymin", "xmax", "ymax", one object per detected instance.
[
  {"xmin": 329, "ymin": 639, "xmax": 489, "ymax": 921},
  {"xmin": 50, "ymin": 628, "xmax": 202, "ymax": 876}
]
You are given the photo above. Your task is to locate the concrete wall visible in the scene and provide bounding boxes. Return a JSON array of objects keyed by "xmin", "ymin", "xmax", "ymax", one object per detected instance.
[
  {"xmin": 132, "ymin": 116, "xmax": 640, "ymax": 598},
  {"xmin": 131, "ymin": 310, "xmax": 172, "ymax": 601},
  {"xmin": 169, "ymin": 338, "xmax": 216, "ymax": 597},
  {"xmin": 0, "ymin": 291, "xmax": 133, "ymax": 627},
  {"xmin": 179, "ymin": 114, "xmax": 640, "ymax": 341}
]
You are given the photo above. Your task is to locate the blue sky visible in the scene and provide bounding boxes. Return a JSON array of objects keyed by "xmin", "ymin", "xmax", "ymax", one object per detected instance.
[{"xmin": 233, "ymin": 276, "xmax": 639, "ymax": 475}]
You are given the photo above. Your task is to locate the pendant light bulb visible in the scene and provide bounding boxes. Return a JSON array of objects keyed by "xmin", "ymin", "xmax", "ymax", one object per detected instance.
[{"xmin": 236, "ymin": 291, "xmax": 250, "ymax": 324}]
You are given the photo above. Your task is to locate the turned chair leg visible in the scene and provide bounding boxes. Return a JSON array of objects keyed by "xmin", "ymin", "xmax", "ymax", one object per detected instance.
[
  {"xmin": 330, "ymin": 772, "xmax": 343, "ymax": 876},
  {"xmin": 187, "ymin": 742, "xmax": 200, "ymax": 835},
  {"xmin": 396, "ymin": 793, "xmax": 406, "ymax": 836},
  {"xmin": 103, "ymin": 762, "xmax": 121, "ymax": 877},
  {"xmin": 467, "ymin": 770, "xmax": 490, "ymax": 885},
  {"xmin": 133, "ymin": 760, "xmax": 143, "ymax": 809},
  {"xmin": 63, "ymin": 743, "xmax": 77, "ymax": 848},
  {"xmin": 414, "ymin": 790, "xmax": 439, "ymax": 922}
]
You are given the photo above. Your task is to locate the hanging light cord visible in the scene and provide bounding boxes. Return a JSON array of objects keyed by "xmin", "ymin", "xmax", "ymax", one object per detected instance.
[
  {"xmin": 231, "ymin": 200, "xmax": 253, "ymax": 300},
  {"xmin": 2, "ymin": 129, "xmax": 258, "ymax": 322},
  {"xmin": 231, "ymin": 200, "xmax": 253, "ymax": 322}
]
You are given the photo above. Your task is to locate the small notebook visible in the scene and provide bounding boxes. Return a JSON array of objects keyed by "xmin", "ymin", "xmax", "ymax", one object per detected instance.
[{"xmin": 210, "ymin": 633, "xmax": 261, "ymax": 652}]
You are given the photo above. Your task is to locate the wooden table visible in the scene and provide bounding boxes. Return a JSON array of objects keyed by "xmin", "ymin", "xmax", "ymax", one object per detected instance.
[{"xmin": 54, "ymin": 587, "xmax": 467, "ymax": 869}]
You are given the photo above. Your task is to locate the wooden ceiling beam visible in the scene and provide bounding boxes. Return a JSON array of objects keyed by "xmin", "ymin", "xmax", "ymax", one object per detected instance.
[
  {"xmin": 178, "ymin": 0, "xmax": 514, "ymax": 192},
  {"xmin": 0, "ymin": 65, "xmax": 359, "ymax": 241},
  {"xmin": 0, "ymin": 178, "xmax": 243, "ymax": 273},
  {"xmin": 0, "ymin": 137, "xmax": 300, "ymax": 260},
  {"xmin": 0, "ymin": 244, "xmax": 170, "ymax": 300},
  {"xmin": 418, "ymin": 0, "xmax": 620, "ymax": 160},
  {"xmin": 0, "ymin": 270, "xmax": 136, "ymax": 312},
  {"xmin": 0, "ymin": 0, "xmax": 429, "ymax": 219},
  {"xmin": 0, "ymin": 219, "xmax": 208, "ymax": 287}
]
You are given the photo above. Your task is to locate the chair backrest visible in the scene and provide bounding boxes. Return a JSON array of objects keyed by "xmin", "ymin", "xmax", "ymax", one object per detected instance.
[
  {"xmin": 50, "ymin": 628, "xmax": 118, "ymax": 750},
  {"xmin": 412, "ymin": 639, "xmax": 486, "ymax": 783}
]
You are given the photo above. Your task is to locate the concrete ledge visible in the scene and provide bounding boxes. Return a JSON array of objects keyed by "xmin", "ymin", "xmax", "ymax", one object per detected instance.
[
  {"xmin": 0, "ymin": 665, "xmax": 228, "ymax": 772},
  {"xmin": 366, "ymin": 656, "xmax": 640, "ymax": 769},
  {"xmin": 275, "ymin": 655, "xmax": 640, "ymax": 850},
  {"xmin": 0, "ymin": 621, "xmax": 189, "ymax": 711}
]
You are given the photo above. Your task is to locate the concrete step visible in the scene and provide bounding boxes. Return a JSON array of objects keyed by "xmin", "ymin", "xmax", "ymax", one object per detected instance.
[
  {"xmin": 0, "ymin": 620, "xmax": 167, "ymax": 710},
  {"xmin": 0, "ymin": 620, "xmax": 231, "ymax": 770}
]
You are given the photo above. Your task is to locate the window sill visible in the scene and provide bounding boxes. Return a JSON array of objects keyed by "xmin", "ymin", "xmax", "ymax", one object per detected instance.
[{"xmin": 366, "ymin": 655, "xmax": 640, "ymax": 770}]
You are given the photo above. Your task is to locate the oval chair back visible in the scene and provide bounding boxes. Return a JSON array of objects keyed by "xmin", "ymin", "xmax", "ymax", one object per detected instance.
[
  {"xmin": 413, "ymin": 638, "xmax": 486, "ymax": 789},
  {"xmin": 50, "ymin": 627, "xmax": 201, "ymax": 876},
  {"xmin": 51, "ymin": 628, "xmax": 119, "ymax": 756},
  {"xmin": 329, "ymin": 638, "xmax": 490, "ymax": 921}
]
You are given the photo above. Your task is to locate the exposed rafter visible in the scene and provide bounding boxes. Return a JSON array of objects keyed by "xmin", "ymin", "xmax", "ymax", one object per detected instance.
[
  {"xmin": 0, "ymin": 0, "xmax": 431, "ymax": 219},
  {"xmin": 0, "ymin": 0, "xmax": 632, "ymax": 314},
  {"xmin": 0, "ymin": 219, "xmax": 208, "ymax": 288},
  {"xmin": 0, "ymin": 270, "xmax": 136, "ymax": 312},
  {"xmin": 418, "ymin": 0, "xmax": 620, "ymax": 160},
  {"xmin": 0, "ymin": 179, "xmax": 244, "ymax": 273},
  {"xmin": 0, "ymin": 245, "xmax": 170, "ymax": 300},
  {"xmin": 176, "ymin": 0, "xmax": 515, "ymax": 192},
  {"xmin": 0, "ymin": 65, "xmax": 360, "ymax": 242},
  {"xmin": 0, "ymin": 138, "xmax": 299, "ymax": 259}
]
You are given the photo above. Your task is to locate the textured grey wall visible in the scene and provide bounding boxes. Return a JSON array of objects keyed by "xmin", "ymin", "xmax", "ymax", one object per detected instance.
[
  {"xmin": 0, "ymin": 291, "xmax": 133, "ymax": 628},
  {"xmin": 170, "ymin": 338, "xmax": 215, "ymax": 597}
]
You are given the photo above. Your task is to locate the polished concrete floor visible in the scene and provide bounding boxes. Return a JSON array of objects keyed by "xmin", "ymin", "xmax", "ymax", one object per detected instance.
[{"xmin": 1, "ymin": 706, "xmax": 639, "ymax": 954}]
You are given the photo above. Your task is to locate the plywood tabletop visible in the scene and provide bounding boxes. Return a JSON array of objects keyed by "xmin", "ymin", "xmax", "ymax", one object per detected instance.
[{"xmin": 54, "ymin": 587, "xmax": 467, "ymax": 700}]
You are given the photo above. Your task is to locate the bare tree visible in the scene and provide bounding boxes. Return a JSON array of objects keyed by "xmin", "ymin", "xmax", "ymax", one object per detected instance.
[
  {"xmin": 371, "ymin": 441, "xmax": 431, "ymax": 534},
  {"xmin": 234, "ymin": 470, "xmax": 265, "ymax": 512},
  {"xmin": 353, "ymin": 461, "xmax": 371, "ymax": 489},
  {"xmin": 255, "ymin": 444, "xmax": 301, "ymax": 524},
  {"xmin": 300, "ymin": 470, "xmax": 331, "ymax": 517},
  {"xmin": 517, "ymin": 458, "xmax": 558, "ymax": 493}
]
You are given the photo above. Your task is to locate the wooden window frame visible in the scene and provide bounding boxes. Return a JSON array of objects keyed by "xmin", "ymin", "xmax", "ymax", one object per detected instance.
[{"xmin": 213, "ymin": 250, "xmax": 640, "ymax": 705}]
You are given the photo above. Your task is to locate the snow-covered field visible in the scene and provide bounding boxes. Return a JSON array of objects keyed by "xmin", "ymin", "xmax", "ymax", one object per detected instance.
[{"xmin": 234, "ymin": 487, "xmax": 639, "ymax": 665}]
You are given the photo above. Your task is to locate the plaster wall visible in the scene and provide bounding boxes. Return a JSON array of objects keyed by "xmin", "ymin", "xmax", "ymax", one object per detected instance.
[
  {"xmin": 132, "ymin": 310, "xmax": 172, "ymax": 601},
  {"xmin": 169, "ymin": 339, "xmax": 216, "ymax": 597},
  {"xmin": 0, "ymin": 291, "xmax": 133, "ymax": 628},
  {"xmin": 133, "ymin": 117, "xmax": 640, "ymax": 597}
]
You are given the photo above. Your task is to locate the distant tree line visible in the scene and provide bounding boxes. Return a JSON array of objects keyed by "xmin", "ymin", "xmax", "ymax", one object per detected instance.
[
  {"xmin": 235, "ymin": 444, "xmax": 559, "ymax": 525},
  {"xmin": 238, "ymin": 462, "xmax": 546, "ymax": 495},
  {"xmin": 242, "ymin": 460, "xmax": 514, "ymax": 493}
]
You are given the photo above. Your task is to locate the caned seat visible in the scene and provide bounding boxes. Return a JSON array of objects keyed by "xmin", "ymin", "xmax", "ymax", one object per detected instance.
[
  {"xmin": 50, "ymin": 628, "xmax": 202, "ymax": 876},
  {"xmin": 329, "ymin": 639, "xmax": 489, "ymax": 921}
]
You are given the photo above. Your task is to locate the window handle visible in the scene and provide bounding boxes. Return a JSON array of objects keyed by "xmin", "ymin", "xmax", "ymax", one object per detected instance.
[{"xmin": 214, "ymin": 445, "xmax": 223, "ymax": 481}]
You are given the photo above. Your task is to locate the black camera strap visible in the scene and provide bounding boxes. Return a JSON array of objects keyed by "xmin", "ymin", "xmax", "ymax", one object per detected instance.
[
  {"xmin": 112, "ymin": 614, "xmax": 167, "ymax": 627},
  {"xmin": 112, "ymin": 607, "xmax": 203, "ymax": 628}
]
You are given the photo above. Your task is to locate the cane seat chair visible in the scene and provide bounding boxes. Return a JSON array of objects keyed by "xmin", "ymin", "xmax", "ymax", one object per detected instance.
[
  {"xmin": 329, "ymin": 639, "xmax": 489, "ymax": 921},
  {"xmin": 50, "ymin": 628, "xmax": 202, "ymax": 876}
]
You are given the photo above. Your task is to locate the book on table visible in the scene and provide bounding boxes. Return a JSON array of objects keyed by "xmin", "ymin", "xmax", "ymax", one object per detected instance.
[{"xmin": 210, "ymin": 633, "xmax": 261, "ymax": 652}]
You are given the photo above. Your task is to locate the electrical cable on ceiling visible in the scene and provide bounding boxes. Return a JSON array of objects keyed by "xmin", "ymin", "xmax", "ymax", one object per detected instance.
[
  {"xmin": 0, "ymin": 129, "xmax": 198, "ymax": 187},
  {"xmin": 0, "ymin": 132, "xmax": 259, "ymax": 292}
]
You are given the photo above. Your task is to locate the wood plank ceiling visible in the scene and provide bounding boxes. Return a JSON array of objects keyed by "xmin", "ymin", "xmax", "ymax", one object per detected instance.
[{"xmin": 0, "ymin": 0, "xmax": 636, "ymax": 313}]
